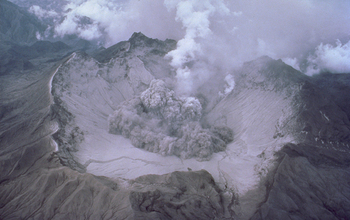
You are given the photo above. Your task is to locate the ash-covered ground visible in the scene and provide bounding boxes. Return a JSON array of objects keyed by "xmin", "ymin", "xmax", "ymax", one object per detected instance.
[
  {"xmin": 1, "ymin": 33, "xmax": 350, "ymax": 219},
  {"xmin": 1, "ymin": 0, "xmax": 350, "ymax": 217}
]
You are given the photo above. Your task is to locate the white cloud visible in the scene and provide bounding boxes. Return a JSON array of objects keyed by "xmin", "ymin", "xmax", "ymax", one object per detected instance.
[
  {"xmin": 55, "ymin": 13, "xmax": 79, "ymax": 36},
  {"xmin": 282, "ymin": 57, "xmax": 301, "ymax": 71},
  {"xmin": 29, "ymin": 5, "xmax": 58, "ymax": 19},
  {"xmin": 164, "ymin": 0, "xmax": 229, "ymax": 94},
  {"xmin": 78, "ymin": 23, "xmax": 102, "ymax": 40},
  {"xmin": 232, "ymin": 11, "xmax": 242, "ymax": 17},
  {"xmin": 35, "ymin": 31, "xmax": 43, "ymax": 40},
  {"xmin": 224, "ymin": 74, "xmax": 235, "ymax": 94},
  {"xmin": 306, "ymin": 40, "xmax": 350, "ymax": 75}
]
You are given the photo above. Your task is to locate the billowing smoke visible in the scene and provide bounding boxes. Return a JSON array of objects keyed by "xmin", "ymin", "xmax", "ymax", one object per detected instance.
[{"xmin": 108, "ymin": 79, "xmax": 233, "ymax": 161}]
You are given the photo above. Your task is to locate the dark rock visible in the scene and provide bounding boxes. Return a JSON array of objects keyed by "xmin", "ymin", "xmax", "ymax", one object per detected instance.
[
  {"xmin": 311, "ymin": 73, "xmax": 350, "ymax": 120},
  {"xmin": 252, "ymin": 143, "xmax": 350, "ymax": 220},
  {"xmin": 129, "ymin": 170, "xmax": 228, "ymax": 219}
]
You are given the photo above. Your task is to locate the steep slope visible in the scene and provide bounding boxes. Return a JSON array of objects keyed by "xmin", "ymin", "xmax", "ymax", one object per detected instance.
[
  {"xmin": 312, "ymin": 72, "xmax": 350, "ymax": 121},
  {"xmin": 0, "ymin": 40, "xmax": 71, "ymax": 74},
  {"xmin": 251, "ymin": 143, "xmax": 350, "ymax": 220},
  {"xmin": 51, "ymin": 33, "xmax": 176, "ymax": 171},
  {"xmin": 51, "ymin": 38, "xmax": 350, "ymax": 219},
  {"xmin": 0, "ymin": 37, "xmax": 229, "ymax": 219},
  {"xmin": 207, "ymin": 56, "xmax": 350, "ymax": 148},
  {"xmin": 0, "ymin": 0, "xmax": 45, "ymax": 44},
  {"xmin": 1, "ymin": 32, "xmax": 350, "ymax": 219},
  {"xmin": 204, "ymin": 56, "xmax": 350, "ymax": 218}
]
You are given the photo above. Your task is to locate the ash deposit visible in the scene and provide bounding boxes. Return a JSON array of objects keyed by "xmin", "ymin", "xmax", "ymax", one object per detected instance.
[{"xmin": 2, "ymin": 0, "xmax": 350, "ymax": 218}]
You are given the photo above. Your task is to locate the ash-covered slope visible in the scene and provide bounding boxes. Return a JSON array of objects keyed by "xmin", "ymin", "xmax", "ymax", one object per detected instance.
[
  {"xmin": 1, "ymin": 31, "xmax": 350, "ymax": 220},
  {"xmin": 207, "ymin": 56, "xmax": 350, "ymax": 148},
  {"xmin": 52, "ymin": 33, "xmax": 350, "ymax": 219},
  {"xmin": 0, "ymin": 34, "xmax": 230, "ymax": 219},
  {"xmin": 205, "ymin": 56, "xmax": 350, "ymax": 219},
  {"xmin": 51, "ymin": 32, "xmax": 177, "ymax": 171}
]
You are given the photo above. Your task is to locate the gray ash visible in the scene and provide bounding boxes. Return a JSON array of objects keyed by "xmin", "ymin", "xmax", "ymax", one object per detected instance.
[{"xmin": 108, "ymin": 79, "xmax": 233, "ymax": 161}]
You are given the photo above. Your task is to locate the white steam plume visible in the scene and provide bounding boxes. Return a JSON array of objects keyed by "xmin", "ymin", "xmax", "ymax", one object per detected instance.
[
  {"xmin": 282, "ymin": 58, "xmax": 301, "ymax": 71},
  {"xmin": 44, "ymin": 0, "xmax": 350, "ymax": 76},
  {"xmin": 164, "ymin": 0, "xmax": 229, "ymax": 94}
]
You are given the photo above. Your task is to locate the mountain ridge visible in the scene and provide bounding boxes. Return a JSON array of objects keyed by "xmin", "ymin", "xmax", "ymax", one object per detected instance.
[
  {"xmin": 0, "ymin": 0, "xmax": 45, "ymax": 44},
  {"xmin": 0, "ymin": 31, "xmax": 350, "ymax": 219}
]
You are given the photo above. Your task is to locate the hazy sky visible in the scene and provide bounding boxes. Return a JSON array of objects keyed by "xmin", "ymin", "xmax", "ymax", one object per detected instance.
[{"xmin": 26, "ymin": 0, "xmax": 350, "ymax": 77}]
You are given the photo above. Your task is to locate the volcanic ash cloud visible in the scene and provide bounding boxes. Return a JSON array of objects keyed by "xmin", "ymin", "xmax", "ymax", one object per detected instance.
[{"xmin": 108, "ymin": 79, "xmax": 233, "ymax": 161}]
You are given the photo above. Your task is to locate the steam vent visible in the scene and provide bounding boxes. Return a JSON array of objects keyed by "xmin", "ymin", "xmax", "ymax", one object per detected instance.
[{"xmin": 1, "ymin": 0, "xmax": 350, "ymax": 219}]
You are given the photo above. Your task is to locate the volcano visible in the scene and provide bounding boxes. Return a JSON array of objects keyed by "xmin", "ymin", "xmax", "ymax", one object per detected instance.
[
  {"xmin": 1, "ymin": 0, "xmax": 350, "ymax": 217},
  {"xmin": 1, "ymin": 30, "xmax": 349, "ymax": 219}
]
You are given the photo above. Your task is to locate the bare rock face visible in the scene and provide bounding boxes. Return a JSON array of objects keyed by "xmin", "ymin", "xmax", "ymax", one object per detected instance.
[{"xmin": 108, "ymin": 79, "xmax": 233, "ymax": 161}]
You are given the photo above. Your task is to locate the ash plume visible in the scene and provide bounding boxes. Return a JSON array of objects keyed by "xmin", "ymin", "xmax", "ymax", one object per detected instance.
[{"xmin": 108, "ymin": 79, "xmax": 233, "ymax": 161}]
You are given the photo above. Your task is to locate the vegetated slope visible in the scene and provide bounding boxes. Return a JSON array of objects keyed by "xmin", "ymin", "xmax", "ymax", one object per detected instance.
[
  {"xmin": 0, "ymin": 0, "xmax": 45, "ymax": 44},
  {"xmin": 0, "ymin": 40, "xmax": 71, "ymax": 74}
]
